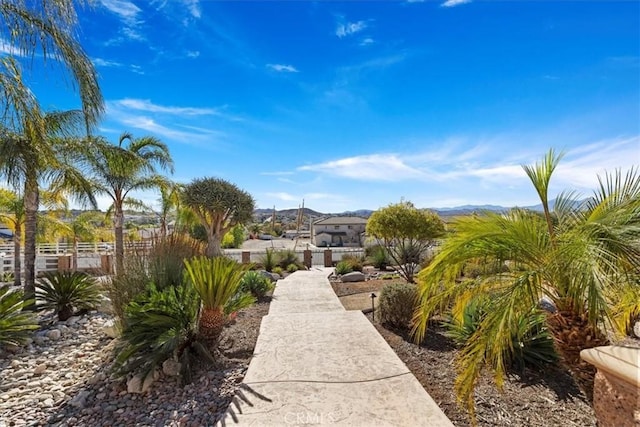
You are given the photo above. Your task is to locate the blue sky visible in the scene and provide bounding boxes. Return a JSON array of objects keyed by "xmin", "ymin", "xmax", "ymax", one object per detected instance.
[{"xmin": 5, "ymin": 0, "xmax": 640, "ymax": 212}]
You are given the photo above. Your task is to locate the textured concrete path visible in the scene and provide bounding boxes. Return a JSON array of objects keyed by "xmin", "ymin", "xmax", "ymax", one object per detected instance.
[{"xmin": 219, "ymin": 269, "xmax": 453, "ymax": 426}]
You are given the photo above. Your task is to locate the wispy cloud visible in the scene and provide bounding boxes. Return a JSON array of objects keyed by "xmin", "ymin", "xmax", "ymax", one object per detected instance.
[
  {"xmin": 441, "ymin": 0, "xmax": 472, "ymax": 7},
  {"xmin": 336, "ymin": 20, "xmax": 368, "ymax": 38},
  {"xmin": 298, "ymin": 154, "xmax": 428, "ymax": 181},
  {"xmin": 94, "ymin": 58, "xmax": 123, "ymax": 68},
  {"xmin": 186, "ymin": 50, "xmax": 200, "ymax": 58},
  {"xmin": 266, "ymin": 192, "xmax": 298, "ymax": 202},
  {"xmin": 181, "ymin": 0, "xmax": 201, "ymax": 18},
  {"xmin": 360, "ymin": 38, "xmax": 375, "ymax": 46},
  {"xmin": 267, "ymin": 64, "xmax": 299, "ymax": 73},
  {"xmin": 0, "ymin": 38, "xmax": 24, "ymax": 57},
  {"xmin": 99, "ymin": 0, "xmax": 144, "ymax": 41},
  {"xmin": 112, "ymin": 98, "xmax": 227, "ymax": 117}
]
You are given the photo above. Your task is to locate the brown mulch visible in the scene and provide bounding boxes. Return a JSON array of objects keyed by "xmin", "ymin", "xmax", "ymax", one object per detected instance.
[
  {"xmin": 218, "ymin": 298, "xmax": 271, "ymax": 365},
  {"xmin": 331, "ymin": 277, "xmax": 597, "ymax": 427}
]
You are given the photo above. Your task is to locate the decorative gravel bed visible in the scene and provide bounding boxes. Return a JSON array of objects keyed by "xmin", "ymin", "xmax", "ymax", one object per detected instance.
[{"xmin": 0, "ymin": 300, "xmax": 270, "ymax": 427}]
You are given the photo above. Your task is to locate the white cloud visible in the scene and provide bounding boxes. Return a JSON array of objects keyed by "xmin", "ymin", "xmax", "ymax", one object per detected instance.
[
  {"xmin": 118, "ymin": 115, "xmax": 224, "ymax": 145},
  {"xmin": 186, "ymin": 50, "xmax": 200, "ymax": 58},
  {"xmin": 360, "ymin": 38, "xmax": 375, "ymax": 46},
  {"xmin": 266, "ymin": 192, "xmax": 298, "ymax": 202},
  {"xmin": 94, "ymin": 58, "xmax": 123, "ymax": 68},
  {"xmin": 267, "ymin": 64, "xmax": 299, "ymax": 73},
  {"xmin": 336, "ymin": 21, "xmax": 367, "ymax": 38},
  {"xmin": 441, "ymin": 0, "xmax": 472, "ymax": 7},
  {"xmin": 112, "ymin": 98, "xmax": 223, "ymax": 116},
  {"xmin": 0, "ymin": 38, "xmax": 24, "ymax": 57},
  {"xmin": 181, "ymin": 0, "xmax": 201, "ymax": 18},
  {"xmin": 99, "ymin": 0, "xmax": 145, "ymax": 41},
  {"xmin": 298, "ymin": 154, "xmax": 428, "ymax": 182}
]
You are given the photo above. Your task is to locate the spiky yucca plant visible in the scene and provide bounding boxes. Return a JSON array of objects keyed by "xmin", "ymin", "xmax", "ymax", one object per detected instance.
[
  {"xmin": 0, "ymin": 286, "xmax": 38, "ymax": 348},
  {"xmin": 239, "ymin": 271, "xmax": 274, "ymax": 299},
  {"xmin": 36, "ymin": 271, "xmax": 102, "ymax": 321},
  {"xmin": 183, "ymin": 256, "xmax": 255, "ymax": 343}
]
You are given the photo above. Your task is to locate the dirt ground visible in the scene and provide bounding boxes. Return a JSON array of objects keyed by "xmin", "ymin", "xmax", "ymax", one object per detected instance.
[{"xmin": 331, "ymin": 278, "xmax": 598, "ymax": 427}]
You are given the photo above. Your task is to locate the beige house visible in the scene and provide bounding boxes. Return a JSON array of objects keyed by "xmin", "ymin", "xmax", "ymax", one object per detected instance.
[{"xmin": 312, "ymin": 216, "xmax": 368, "ymax": 247}]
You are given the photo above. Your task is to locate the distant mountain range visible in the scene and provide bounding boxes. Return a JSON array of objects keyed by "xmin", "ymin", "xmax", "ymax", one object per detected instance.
[{"xmin": 255, "ymin": 199, "xmax": 578, "ymax": 220}]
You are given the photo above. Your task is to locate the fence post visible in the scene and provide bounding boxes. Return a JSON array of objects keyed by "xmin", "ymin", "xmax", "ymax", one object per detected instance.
[
  {"xmin": 57, "ymin": 255, "xmax": 71, "ymax": 272},
  {"xmin": 323, "ymin": 249, "xmax": 332, "ymax": 267},
  {"xmin": 241, "ymin": 251, "xmax": 251, "ymax": 264},
  {"xmin": 303, "ymin": 250, "xmax": 312, "ymax": 268},
  {"xmin": 101, "ymin": 254, "xmax": 113, "ymax": 275}
]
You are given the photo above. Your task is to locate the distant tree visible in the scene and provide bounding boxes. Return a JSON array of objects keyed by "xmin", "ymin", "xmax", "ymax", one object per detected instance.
[
  {"xmin": 181, "ymin": 178, "xmax": 255, "ymax": 257},
  {"xmin": 157, "ymin": 182, "xmax": 182, "ymax": 239},
  {"xmin": 87, "ymin": 132, "xmax": 173, "ymax": 275},
  {"xmin": 366, "ymin": 201, "xmax": 445, "ymax": 283},
  {"xmin": 60, "ymin": 211, "xmax": 105, "ymax": 271}
]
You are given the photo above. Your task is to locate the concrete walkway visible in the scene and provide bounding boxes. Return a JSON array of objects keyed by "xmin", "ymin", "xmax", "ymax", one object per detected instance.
[{"xmin": 219, "ymin": 269, "xmax": 453, "ymax": 426}]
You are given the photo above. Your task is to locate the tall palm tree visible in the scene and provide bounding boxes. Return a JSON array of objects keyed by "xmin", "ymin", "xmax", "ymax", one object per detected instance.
[
  {"xmin": 0, "ymin": 66, "xmax": 97, "ymax": 303},
  {"xmin": 0, "ymin": 0, "xmax": 103, "ymax": 131},
  {"xmin": 87, "ymin": 133, "xmax": 174, "ymax": 274},
  {"xmin": 413, "ymin": 149, "xmax": 640, "ymax": 417},
  {"xmin": 157, "ymin": 182, "xmax": 182, "ymax": 239}
]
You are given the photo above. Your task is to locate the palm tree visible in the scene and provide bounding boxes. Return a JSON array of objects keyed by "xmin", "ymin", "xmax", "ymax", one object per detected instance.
[
  {"xmin": 157, "ymin": 182, "xmax": 182, "ymax": 239},
  {"xmin": 0, "ymin": 68, "xmax": 97, "ymax": 303},
  {"xmin": 413, "ymin": 149, "xmax": 640, "ymax": 416},
  {"xmin": 0, "ymin": 0, "xmax": 103, "ymax": 131},
  {"xmin": 60, "ymin": 211, "xmax": 106, "ymax": 271},
  {"xmin": 87, "ymin": 133, "xmax": 174, "ymax": 274},
  {"xmin": 0, "ymin": 188, "xmax": 25, "ymax": 287}
]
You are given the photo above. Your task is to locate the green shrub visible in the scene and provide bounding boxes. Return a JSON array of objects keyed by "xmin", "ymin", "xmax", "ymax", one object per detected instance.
[
  {"xmin": 341, "ymin": 254, "xmax": 363, "ymax": 272},
  {"xmin": 334, "ymin": 261, "xmax": 353, "ymax": 275},
  {"xmin": 239, "ymin": 271, "xmax": 274, "ymax": 299},
  {"xmin": 1, "ymin": 271, "xmax": 14, "ymax": 284},
  {"xmin": 378, "ymin": 283, "xmax": 418, "ymax": 329},
  {"xmin": 367, "ymin": 246, "xmax": 389, "ymax": 270},
  {"xmin": 36, "ymin": 271, "xmax": 102, "ymax": 321},
  {"xmin": 276, "ymin": 249, "xmax": 300, "ymax": 269},
  {"xmin": 286, "ymin": 263, "xmax": 299, "ymax": 273},
  {"xmin": 114, "ymin": 283, "xmax": 211, "ymax": 385},
  {"xmin": 260, "ymin": 249, "xmax": 276, "ymax": 273},
  {"xmin": 109, "ymin": 234, "xmax": 205, "ymax": 325},
  {"xmin": 0, "ymin": 286, "xmax": 38, "ymax": 348},
  {"xmin": 272, "ymin": 266, "xmax": 284, "ymax": 276},
  {"xmin": 444, "ymin": 297, "xmax": 557, "ymax": 369}
]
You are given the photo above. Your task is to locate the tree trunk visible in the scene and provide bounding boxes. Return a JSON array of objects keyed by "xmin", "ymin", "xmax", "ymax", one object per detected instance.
[
  {"xmin": 12, "ymin": 224, "xmax": 21, "ymax": 287},
  {"xmin": 199, "ymin": 307, "xmax": 226, "ymax": 345},
  {"xmin": 546, "ymin": 311, "xmax": 610, "ymax": 401},
  {"xmin": 72, "ymin": 238, "xmax": 78, "ymax": 272},
  {"xmin": 207, "ymin": 231, "xmax": 223, "ymax": 258},
  {"xmin": 23, "ymin": 176, "xmax": 39, "ymax": 308},
  {"xmin": 114, "ymin": 208, "xmax": 124, "ymax": 275}
]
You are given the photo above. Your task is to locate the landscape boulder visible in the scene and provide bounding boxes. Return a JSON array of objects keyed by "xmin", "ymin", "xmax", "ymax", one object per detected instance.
[{"xmin": 341, "ymin": 271, "xmax": 366, "ymax": 283}]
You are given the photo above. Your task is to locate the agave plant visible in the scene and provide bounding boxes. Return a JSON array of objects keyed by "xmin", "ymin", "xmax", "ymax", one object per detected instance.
[
  {"xmin": 239, "ymin": 270, "xmax": 274, "ymax": 299},
  {"xmin": 114, "ymin": 283, "xmax": 211, "ymax": 385},
  {"xmin": 36, "ymin": 271, "xmax": 102, "ymax": 321},
  {"xmin": 0, "ymin": 286, "xmax": 38, "ymax": 348},
  {"xmin": 183, "ymin": 256, "xmax": 255, "ymax": 343}
]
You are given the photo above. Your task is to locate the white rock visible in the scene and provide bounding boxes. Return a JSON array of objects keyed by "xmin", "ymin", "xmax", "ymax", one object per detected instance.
[
  {"xmin": 43, "ymin": 398, "xmax": 54, "ymax": 407},
  {"xmin": 127, "ymin": 371, "xmax": 157, "ymax": 394},
  {"xmin": 162, "ymin": 359, "xmax": 181, "ymax": 377},
  {"xmin": 46, "ymin": 329, "xmax": 61, "ymax": 340},
  {"xmin": 101, "ymin": 319, "xmax": 118, "ymax": 339},
  {"xmin": 10, "ymin": 360, "xmax": 20, "ymax": 368},
  {"xmin": 34, "ymin": 363, "xmax": 47, "ymax": 375},
  {"xmin": 97, "ymin": 296, "xmax": 114, "ymax": 315},
  {"xmin": 633, "ymin": 320, "xmax": 640, "ymax": 339},
  {"xmin": 340, "ymin": 271, "xmax": 366, "ymax": 282}
]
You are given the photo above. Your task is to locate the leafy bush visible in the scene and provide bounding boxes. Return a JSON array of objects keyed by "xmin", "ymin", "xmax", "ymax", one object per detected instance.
[
  {"xmin": 109, "ymin": 234, "xmax": 205, "ymax": 325},
  {"xmin": 260, "ymin": 249, "xmax": 276, "ymax": 273},
  {"xmin": 286, "ymin": 263, "xmax": 299, "ymax": 273},
  {"xmin": 276, "ymin": 249, "xmax": 300, "ymax": 269},
  {"xmin": 334, "ymin": 261, "xmax": 353, "ymax": 275},
  {"xmin": 444, "ymin": 297, "xmax": 557, "ymax": 369},
  {"xmin": 0, "ymin": 286, "xmax": 38, "ymax": 348},
  {"xmin": 378, "ymin": 283, "xmax": 418, "ymax": 329},
  {"xmin": 272, "ymin": 266, "xmax": 284, "ymax": 276},
  {"xmin": 367, "ymin": 246, "xmax": 389, "ymax": 270},
  {"xmin": 341, "ymin": 254, "xmax": 363, "ymax": 272},
  {"xmin": 239, "ymin": 271, "xmax": 274, "ymax": 299},
  {"xmin": 183, "ymin": 256, "xmax": 255, "ymax": 342},
  {"xmin": 114, "ymin": 283, "xmax": 212, "ymax": 385},
  {"xmin": 221, "ymin": 225, "xmax": 246, "ymax": 249},
  {"xmin": 36, "ymin": 271, "xmax": 102, "ymax": 321},
  {"xmin": 1, "ymin": 271, "xmax": 14, "ymax": 284}
]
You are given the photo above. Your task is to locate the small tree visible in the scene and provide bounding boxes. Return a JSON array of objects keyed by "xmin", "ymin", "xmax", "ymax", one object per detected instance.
[
  {"xmin": 366, "ymin": 201, "xmax": 445, "ymax": 283},
  {"xmin": 181, "ymin": 178, "xmax": 255, "ymax": 257}
]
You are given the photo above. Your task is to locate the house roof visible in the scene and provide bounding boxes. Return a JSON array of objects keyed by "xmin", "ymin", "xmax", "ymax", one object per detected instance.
[
  {"xmin": 316, "ymin": 231, "xmax": 347, "ymax": 236},
  {"xmin": 313, "ymin": 216, "xmax": 368, "ymax": 226}
]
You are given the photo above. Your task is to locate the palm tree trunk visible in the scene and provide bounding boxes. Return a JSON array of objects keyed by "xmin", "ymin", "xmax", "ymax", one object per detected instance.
[
  {"xmin": 12, "ymin": 223, "xmax": 21, "ymax": 287},
  {"xmin": 114, "ymin": 207, "xmax": 124, "ymax": 275},
  {"xmin": 199, "ymin": 307, "xmax": 226, "ymax": 344},
  {"xmin": 23, "ymin": 176, "xmax": 39, "ymax": 307},
  {"xmin": 546, "ymin": 311, "xmax": 610, "ymax": 401},
  {"xmin": 72, "ymin": 237, "xmax": 78, "ymax": 271}
]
